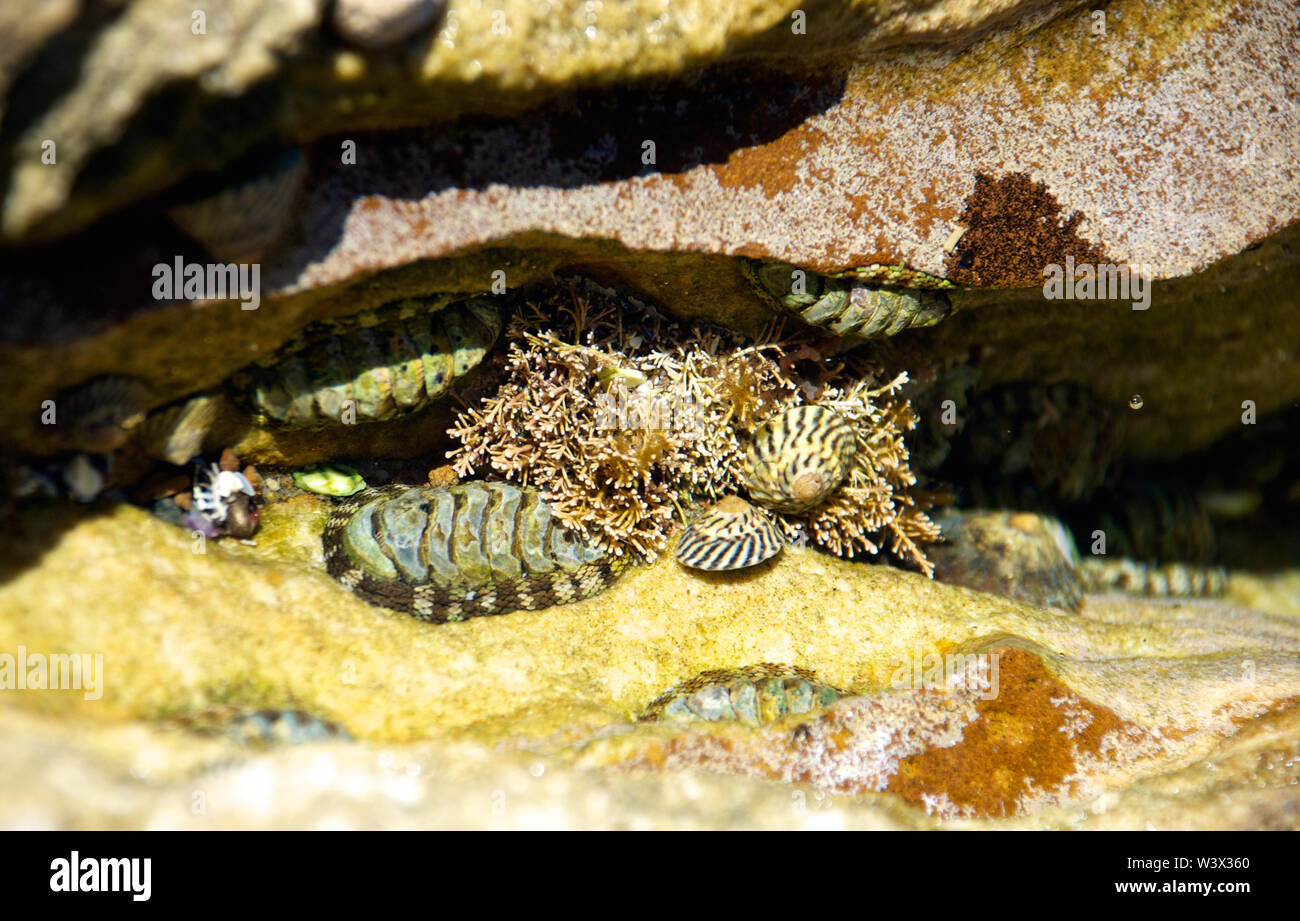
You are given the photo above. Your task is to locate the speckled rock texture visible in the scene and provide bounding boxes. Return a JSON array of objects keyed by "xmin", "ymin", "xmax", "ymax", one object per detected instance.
[
  {"xmin": 2, "ymin": 0, "xmax": 1297, "ymax": 466},
  {"xmin": 1, "ymin": 499, "xmax": 1297, "ymax": 828},
  {"xmin": 0, "ymin": 0, "xmax": 1075, "ymax": 244}
]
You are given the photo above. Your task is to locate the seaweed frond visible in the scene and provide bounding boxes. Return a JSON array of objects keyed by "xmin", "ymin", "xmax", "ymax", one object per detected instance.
[{"xmin": 448, "ymin": 279, "xmax": 940, "ymax": 569}]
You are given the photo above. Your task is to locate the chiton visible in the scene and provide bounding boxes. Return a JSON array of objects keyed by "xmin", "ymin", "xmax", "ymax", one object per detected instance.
[
  {"xmin": 323, "ymin": 481, "xmax": 630, "ymax": 622},
  {"xmin": 1077, "ymin": 558, "xmax": 1228, "ymax": 597},
  {"xmin": 744, "ymin": 260, "xmax": 951, "ymax": 342},
  {"xmin": 642, "ymin": 664, "xmax": 844, "ymax": 726},
  {"xmin": 167, "ymin": 706, "xmax": 350, "ymax": 747},
  {"xmin": 233, "ymin": 296, "xmax": 501, "ymax": 428}
]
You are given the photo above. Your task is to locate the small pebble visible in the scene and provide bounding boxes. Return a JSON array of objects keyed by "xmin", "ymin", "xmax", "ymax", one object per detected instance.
[
  {"xmin": 219, "ymin": 448, "xmax": 241, "ymax": 472},
  {"xmin": 331, "ymin": 0, "xmax": 444, "ymax": 50},
  {"xmin": 427, "ymin": 464, "xmax": 459, "ymax": 488},
  {"xmin": 242, "ymin": 464, "xmax": 264, "ymax": 492}
]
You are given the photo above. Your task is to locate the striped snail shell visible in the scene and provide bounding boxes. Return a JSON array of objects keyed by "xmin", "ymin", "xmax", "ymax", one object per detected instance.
[
  {"xmin": 742, "ymin": 406, "xmax": 856, "ymax": 513},
  {"xmin": 675, "ymin": 496, "xmax": 783, "ymax": 571}
]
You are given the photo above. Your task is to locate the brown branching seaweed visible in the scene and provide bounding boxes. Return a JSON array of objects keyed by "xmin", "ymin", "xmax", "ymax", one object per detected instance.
[{"xmin": 448, "ymin": 280, "xmax": 938, "ymax": 569}]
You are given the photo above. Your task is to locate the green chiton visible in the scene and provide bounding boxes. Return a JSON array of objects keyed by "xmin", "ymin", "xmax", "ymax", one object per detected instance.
[
  {"xmin": 323, "ymin": 480, "xmax": 631, "ymax": 622},
  {"xmin": 233, "ymin": 296, "xmax": 501, "ymax": 428},
  {"xmin": 642, "ymin": 664, "xmax": 844, "ymax": 726},
  {"xmin": 744, "ymin": 260, "xmax": 951, "ymax": 342}
]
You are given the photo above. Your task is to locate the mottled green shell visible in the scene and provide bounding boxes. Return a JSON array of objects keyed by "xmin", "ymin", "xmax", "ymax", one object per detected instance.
[
  {"xmin": 743, "ymin": 406, "xmax": 856, "ymax": 513},
  {"xmin": 323, "ymin": 481, "xmax": 629, "ymax": 622},
  {"xmin": 676, "ymin": 496, "xmax": 783, "ymax": 571},
  {"xmin": 744, "ymin": 260, "xmax": 952, "ymax": 341},
  {"xmin": 642, "ymin": 664, "xmax": 844, "ymax": 726},
  {"xmin": 235, "ymin": 296, "xmax": 500, "ymax": 428}
]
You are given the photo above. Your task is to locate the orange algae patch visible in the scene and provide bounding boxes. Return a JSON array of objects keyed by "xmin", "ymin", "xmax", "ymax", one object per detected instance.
[{"xmin": 884, "ymin": 647, "xmax": 1131, "ymax": 817}]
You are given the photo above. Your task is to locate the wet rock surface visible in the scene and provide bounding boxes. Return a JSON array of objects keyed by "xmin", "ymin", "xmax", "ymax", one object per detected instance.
[{"xmin": 1, "ymin": 499, "xmax": 1298, "ymax": 827}]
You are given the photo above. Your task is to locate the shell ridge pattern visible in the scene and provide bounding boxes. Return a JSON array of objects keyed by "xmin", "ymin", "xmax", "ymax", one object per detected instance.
[
  {"xmin": 237, "ymin": 298, "xmax": 501, "ymax": 428},
  {"xmin": 324, "ymin": 481, "xmax": 629, "ymax": 622},
  {"xmin": 642, "ymin": 663, "xmax": 846, "ymax": 725}
]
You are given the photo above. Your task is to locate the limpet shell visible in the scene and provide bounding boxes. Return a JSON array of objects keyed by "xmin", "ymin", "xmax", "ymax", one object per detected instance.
[
  {"xmin": 742, "ymin": 406, "xmax": 856, "ymax": 513},
  {"xmin": 642, "ymin": 663, "xmax": 844, "ymax": 726},
  {"xmin": 929, "ymin": 509, "xmax": 1084, "ymax": 611},
  {"xmin": 323, "ymin": 481, "xmax": 629, "ymax": 622},
  {"xmin": 50, "ymin": 374, "xmax": 149, "ymax": 453},
  {"xmin": 675, "ymin": 496, "xmax": 783, "ymax": 571}
]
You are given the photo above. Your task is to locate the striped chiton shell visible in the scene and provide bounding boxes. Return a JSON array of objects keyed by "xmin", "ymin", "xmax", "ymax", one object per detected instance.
[
  {"xmin": 323, "ymin": 481, "xmax": 629, "ymax": 622},
  {"xmin": 642, "ymin": 664, "xmax": 843, "ymax": 726},
  {"xmin": 675, "ymin": 496, "xmax": 783, "ymax": 571},
  {"xmin": 1078, "ymin": 558, "xmax": 1227, "ymax": 597},
  {"xmin": 742, "ymin": 406, "xmax": 856, "ymax": 513},
  {"xmin": 745, "ymin": 260, "xmax": 951, "ymax": 342},
  {"xmin": 234, "ymin": 296, "xmax": 500, "ymax": 428}
]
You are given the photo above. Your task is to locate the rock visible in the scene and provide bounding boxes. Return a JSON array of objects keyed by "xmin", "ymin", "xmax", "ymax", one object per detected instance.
[
  {"xmin": 0, "ymin": 0, "xmax": 1068, "ymax": 245},
  {"xmin": 331, "ymin": 0, "xmax": 444, "ymax": 49},
  {"xmin": 0, "ymin": 498, "xmax": 1297, "ymax": 827}
]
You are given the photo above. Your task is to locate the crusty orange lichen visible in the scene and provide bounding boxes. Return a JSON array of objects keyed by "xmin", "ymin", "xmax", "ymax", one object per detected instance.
[{"xmin": 448, "ymin": 279, "xmax": 937, "ymax": 568}]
